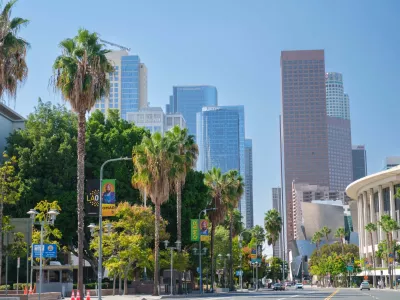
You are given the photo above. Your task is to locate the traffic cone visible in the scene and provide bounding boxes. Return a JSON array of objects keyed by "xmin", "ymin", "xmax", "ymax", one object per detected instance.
[
  {"xmin": 76, "ymin": 290, "xmax": 81, "ymax": 300},
  {"xmin": 28, "ymin": 286, "xmax": 33, "ymax": 295},
  {"xmin": 71, "ymin": 290, "xmax": 75, "ymax": 300},
  {"xmin": 86, "ymin": 290, "xmax": 90, "ymax": 300},
  {"xmin": 33, "ymin": 285, "xmax": 36, "ymax": 293},
  {"xmin": 24, "ymin": 286, "xmax": 28, "ymax": 295}
]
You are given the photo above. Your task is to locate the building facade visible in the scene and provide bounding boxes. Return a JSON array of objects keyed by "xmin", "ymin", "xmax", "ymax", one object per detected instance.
[
  {"xmin": 93, "ymin": 50, "xmax": 148, "ymax": 119},
  {"xmin": 272, "ymin": 187, "xmax": 283, "ymax": 259},
  {"xmin": 325, "ymin": 72, "xmax": 350, "ymax": 120},
  {"xmin": 0, "ymin": 103, "xmax": 25, "ymax": 153},
  {"xmin": 126, "ymin": 107, "xmax": 185, "ymax": 134},
  {"xmin": 346, "ymin": 166, "xmax": 400, "ymax": 275},
  {"xmin": 281, "ymin": 50, "xmax": 330, "ymax": 247},
  {"xmin": 167, "ymin": 85, "xmax": 217, "ymax": 139},
  {"xmin": 244, "ymin": 139, "xmax": 254, "ymax": 229},
  {"xmin": 196, "ymin": 106, "xmax": 246, "ymax": 221},
  {"xmin": 352, "ymin": 145, "xmax": 367, "ymax": 181},
  {"xmin": 383, "ymin": 156, "xmax": 400, "ymax": 170}
]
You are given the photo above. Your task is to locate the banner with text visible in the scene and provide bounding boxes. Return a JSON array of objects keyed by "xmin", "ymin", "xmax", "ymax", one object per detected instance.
[
  {"xmin": 101, "ymin": 179, "xmax": 116, "ymax": 216},
  {"xmin": 86, "ymin": 179, "xmax": 100, "ymax": 216}
]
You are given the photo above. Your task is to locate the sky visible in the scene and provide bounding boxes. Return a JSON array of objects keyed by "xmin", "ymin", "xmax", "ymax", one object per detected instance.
[{"xmin": 9, "ymin": 0, "xmax": 400, "ymax": 232}]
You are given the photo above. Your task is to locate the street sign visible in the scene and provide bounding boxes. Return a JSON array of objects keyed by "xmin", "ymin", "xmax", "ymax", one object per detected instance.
[
  {"xmin": 251, "ymin": 258, "xmax": 262, "ymax": 263},
  {"xmin": 235, "ymin": 270, "xmax": 243, "ymax": 276},
  {"xmin": 346, "ymin": 266, "xmax": 353, "ymax": 272},
  {"xmin": 33, "ymin": 244, "xmax": 57, "ymax": 258}
]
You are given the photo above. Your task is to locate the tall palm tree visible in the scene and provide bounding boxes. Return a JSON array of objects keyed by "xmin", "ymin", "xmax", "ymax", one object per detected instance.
[
  {"xmin": 166, "ymin": 126, "xmax": 198, "ymax": 243},
  {"xmin": 365, "ymin": 222, "xmax": 378, "ymax": 288},
  {"xmin": 264, "ymin": 209, "xmax": 282, "ymax": 248},
  {"xmin": 334, "ymin": 227, "xmax": 346, "ymax": 255},
  {"xmin": 132, "ymin": 132, "xmax": 180, "ymax": 295},
  {"xmin": 204, "ymin": 167, "xmax": 228, "ymax": 291},
  {"xmin": 53, "ymin": 29, "xmax": 113, "ymax": 294},
  {"xmin": 224, "ymin": 170, "xmax": 244, "ymax": 291},
  {"xmin": 311, "ymin": 231, "xmax": 323, "ymax": 255},
  {"xmin": 0, "ymin": 0, "xmax": 29, "ymax": 107},
  {"xmin": 321, "ymin": 226, "xmax": 331, "ymax": 242}
]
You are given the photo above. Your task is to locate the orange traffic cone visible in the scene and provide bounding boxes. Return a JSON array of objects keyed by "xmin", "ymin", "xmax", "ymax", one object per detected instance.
[
  {"xmin": 76, "ymin": 290, "xmax": 81, "ymax": 300},
  {"xmin": 23, "ymin": 286, "xmax": 28, "ymax": 295},
  {"xmin": 86, "ymin": 290, "xmax": 90, "ymax": 300},
  {"xmin": 33, "ymin": 285, "xmax": 36, "ymax": 293},
  {"xmin": 71, "ymin": 290, "xmax": 75, "ymax": 300},
  {"xmin": 28, "ymin": 286, "xmax": 33, "ymax": 295}
]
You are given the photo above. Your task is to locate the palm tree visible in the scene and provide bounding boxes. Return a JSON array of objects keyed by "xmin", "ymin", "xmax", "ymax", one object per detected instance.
[
  {"xmin": 365, "ymin": 222, "xmax": 378, "ymax": 288},
  {"xmin": 321, "ymin": 226, "xmax": 331, "ymax": 242},
  {"xmin": 204, "ymin": 167, "xmax": 228, "ymax": 291},
  {"xmin": 378, "ymin": 214, "xmax": 400, "ymax": 289},
  {"xmin": 311, "ymin": 231, "xmax": 323, "ymax": 255},
  {"xmin": 264, "ymin": 209, "xmax": 282, "ymax": 248},
  {"xmin": 224, "ymin": 170, "xmax": 244, "ymax": 291},
  {"xmin": 334, "ymin": 227, "xmax": 346, "ymax": 255},
  {"xmin": 0, "ymin": 0, "xmax": 29, "ymax": 106},
  {"xmin": 132, "ymin": 132, "xmax": 180, "ymax": 295},
  {"xmin": 53, "ymin": 29, "xmax": 113, "ymax": 295},
  {"xmin": 166, "ymin": 126, "xmax": 198, "ymax": 243}
]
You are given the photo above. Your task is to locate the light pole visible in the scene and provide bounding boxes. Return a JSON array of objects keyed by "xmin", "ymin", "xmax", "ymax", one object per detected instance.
[
  {"xmin": 198, "ymin": 208, "xmax": 216, "ymax": 294},
  {"xmin": 163, "ymin": 240, "xmax": 181, "ymax": 295},
  {"xmin": 27, "ymin": 208, "xmax": 60, "ymax": 300},
  {"xmin": 97, "ymin": 157, "xmax": 131, "ymax": 300}
]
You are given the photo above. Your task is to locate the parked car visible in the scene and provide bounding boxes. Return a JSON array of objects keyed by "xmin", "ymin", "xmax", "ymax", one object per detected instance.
[
  {"xmin": 360, "ymin": 281, "xmax": 370, "ymax": 291},
  {"xmin": 295, "ymin": 283, "xmax": 304, "ymax": 289},
  {"xmin": 273, "ymin": 283, "xmax": 285, "ymax": 291},
  {"xmin": 285, "ymin": 282, "xmax": 292, "ymax": 287}
]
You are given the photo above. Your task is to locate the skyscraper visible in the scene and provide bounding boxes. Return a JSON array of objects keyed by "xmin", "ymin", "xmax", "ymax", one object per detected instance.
[
  {"xmin": 281, "ymin": 50, "xmax": 329, "ymax": 248},
  {"xmin": 93, "ymin": 50, "xmax": 148, "ymax": 119},
  {"xmin": 245, "ymin": 139, "xmax": 254, "ymax": 229},
  {"xmin": 352, "ymin": 145, "xmax": 367, "ymax": 181},
  {"xmin": 168, "ymin": 85, "xmax": 217, "ymax": 139},
  {"xmin": 196, "ymin": 105, "xmax": 246, "ymax": 222},
  {"xmin": 326, "ymin": 72, "xmax": 350, "ymax": 120},
  {"xmin": 272, "ymin": 187, "xmax": 283, "ymax": 259}
]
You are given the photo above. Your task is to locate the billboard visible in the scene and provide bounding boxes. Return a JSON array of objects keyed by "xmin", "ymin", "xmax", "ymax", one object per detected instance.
[
  {"xmin": 190, "ymin": 219, "xmax": 210, "ymax": 242},
  {"xmin": 86, "ymin": 179, "xmax": 100, "ymax": 216},
  {"xmin": 101, "ymin": 179, "xmax": 116, "ymax": 216},
  {"xmin": 200, "ymin": 219, "xmax": 210, "ymax": 241}
]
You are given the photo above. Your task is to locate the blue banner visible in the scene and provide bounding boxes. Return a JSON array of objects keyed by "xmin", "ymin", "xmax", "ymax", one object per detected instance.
[{"xmin": 33, "ymin": 244, "xmax": 57, "ymax": 258}]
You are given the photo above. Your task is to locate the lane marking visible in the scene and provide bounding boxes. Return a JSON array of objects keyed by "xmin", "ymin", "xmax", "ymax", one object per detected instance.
[{"xmin": 324, "ymin": 288, "xmax": 339, "ymax": 300}]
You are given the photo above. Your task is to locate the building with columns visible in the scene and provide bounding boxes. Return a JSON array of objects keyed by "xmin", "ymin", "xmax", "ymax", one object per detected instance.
[{"xmin": 346, "ymin": 166, "xmax": 400, "ymax": 267}]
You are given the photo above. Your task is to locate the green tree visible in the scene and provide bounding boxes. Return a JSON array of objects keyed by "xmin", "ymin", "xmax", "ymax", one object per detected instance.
[
  {"xmin": 321, "ymin": 226, "xmax": 331, "ymax": 242},
  {"xmin": 132, "ymin": 132, "xmax": 180, "ymax": 295},
  {"xmin": 311, "ymin": 231, "xmax": 324, "ymax": 255},
  {"xmin": 365, "ymin": 222, "xmax": 377, "ymax": 287},
  {"xmin": 265, "ymin": 257, "xmax": 287, "ymax": 282},
  {"xmin": 251, "ymin": 225, "xmax": 265, "ymax": 244},
  {"xmin": 334, "ymin": 227, "xmax": 346, "ymax": 254},
  {"xmin": 0, "ymin": 154, "xmax": 20, "ymax": 283},
  {"xmin": 52, "ymin": 29, "xmax": 113, "ymax": 294},
  {"xmin": 223, "ymin": 210, "xmax": 244, "ymax": 236},
  {"xmin": 264, "ymin": 209, "xmax": 282, "ymax": 247},
  {"xmin": 0, "ymin": 0, "xmax": 29, "ymax": 106},
  {"xmin": 166, "ymin": 126, "xmax": 198, "ymax": 244}
]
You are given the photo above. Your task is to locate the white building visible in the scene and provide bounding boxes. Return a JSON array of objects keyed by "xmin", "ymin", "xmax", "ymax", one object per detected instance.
[
  {"xmin": 126, "ymin": 107, "xmax": 186, "ymax": 134},
  {"xmin": 0, "ymin": 103, "xmax": 25, "ymax": 153},
  {"xmin": 325, "ymin": 72, "xmax": 350, "ymax": 120}
]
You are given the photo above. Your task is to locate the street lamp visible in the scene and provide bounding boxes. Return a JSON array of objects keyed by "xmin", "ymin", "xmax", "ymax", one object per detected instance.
[
  {"xmin": 27, "ymin": 207, "xmax": 60, "ymax": 300},
  {"xmin": 163, "ymin": 240, "xmax": 181, "ymax": 295},
  {"xmin": 198, "ymin": 207, "xmax": 216, "ymax": 294},
  {"xmin": 97, "ymin": 157, "xmax": 131, "ymax": 300}
]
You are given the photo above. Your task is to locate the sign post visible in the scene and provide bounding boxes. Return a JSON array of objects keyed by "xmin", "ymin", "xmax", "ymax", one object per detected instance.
[{"xmin": 33, "ymin": 244, "xmax": 57, "ymax": 258}]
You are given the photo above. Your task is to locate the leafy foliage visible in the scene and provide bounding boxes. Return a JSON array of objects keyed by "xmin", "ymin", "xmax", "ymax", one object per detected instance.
[{"xmin": 264, "ymin": 209, "xmax": 282, "ymax": 247}]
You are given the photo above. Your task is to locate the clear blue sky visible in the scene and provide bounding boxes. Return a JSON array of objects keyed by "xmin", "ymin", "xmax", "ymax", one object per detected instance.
[{"xmin": 11, "ymin": 0, "xmax": 400, "ymax": 229}]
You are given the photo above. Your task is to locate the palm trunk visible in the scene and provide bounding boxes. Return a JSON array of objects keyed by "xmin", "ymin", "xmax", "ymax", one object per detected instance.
[
  {"xmin": 210, "ymin": 221, "xmax": 216, "ymax": 291},
  {"xmin": 153, "ymin": 203, "xmax": 161, "ymax": 295},
  {"xmin": 176, "ymin": 180, "xmax": 182, "ymax": 243},
  {"xmin": 229, "ymin": 213, "xmax": 233, "ymax": 291},
  {"xmin": 77, "ymin": 110, "xmax": 86, "ymax": 297},
  {"xmin": 370, "ymin": 232, "xmax": 376, "ymax": 288}
]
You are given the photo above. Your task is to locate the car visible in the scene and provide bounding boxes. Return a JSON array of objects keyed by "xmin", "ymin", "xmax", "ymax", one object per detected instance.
[
  {"xmin": 360, "ymin": 281, "xmax": 370, "ymax": 290},
  {"xmin": 273, "ymin": 283, "xmax": 285, "ymax": 291},
  {"xmin": 285, "ymin": 282, "xmax": 292, "ymax": 287},
  {"xmin": 295, "ymin": 283, "xmax": 304, "ymax": 289}
]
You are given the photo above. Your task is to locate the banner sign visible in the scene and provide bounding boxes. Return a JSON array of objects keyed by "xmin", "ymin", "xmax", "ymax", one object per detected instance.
[
  {"xmin": 33, "ymin": 244, "xmax": 57, "ymax": 258},
  {"xmin": 86, "ymin": 179, "xmax": 100, "ymax": 216},
  {"xmin": 251, "ymin": 248, "xmax": 257, "ymax": 259},
  {"xmin": 101, "ymin": 179, "xmax": 116, "ymax": 216},
  {"xmin": 191, "ymin": 219, "xmax": 210, "ymax": 241},
  {"xmin": 191, "ymin": 219, "xmax": 199, "ymax": 241}
]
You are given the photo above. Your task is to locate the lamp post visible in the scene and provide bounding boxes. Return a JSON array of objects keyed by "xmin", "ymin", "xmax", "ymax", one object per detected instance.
[
  {"xmin": 198, "ymin": 208, "xmax": 216, "ymax": 294},
  {"xmin": 27, "ymin": 208, "xmax": 59, "ymax": 300},
  {"xmin": 163, "ymin": 240, "xmax": 181, "ymax": 295},
  {"xmin": 193, "ymin": 248, "xmax": 207, "ymax": 291},
  {"xmin": 97, "ymin": 157, "xmax": 131, "ymax": 300}
]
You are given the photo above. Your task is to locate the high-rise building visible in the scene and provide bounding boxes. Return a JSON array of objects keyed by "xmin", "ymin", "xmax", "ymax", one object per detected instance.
[
  {"xmin": 93, "ymin": 50, "xmax": 148, "ymax": 119},
  {"xmin": 167, "ymin": 85, "xmax": 217, "ymax": 139},
  {"xmin": 383, "ymin": 156, "xmax": 400, "ymax": 170},
  {"xmin": 196, "ymin": 105, "xmax": 246, "ymax": 221},
  {"xmin": 325, "ymin": 72, "xmax": 353, "ymax": 191},
  {"xmin": 272, "ymin": 187, "xmax": 283, "ymax": 259},
  {"xmin": 281, "ymin": 50, "xmax": 329, "ymax": 248},
  {"xmin": 352, "ymin": 145, "xmax": 367, "ymax": 181},
  {"xmin": 244, "ymin": 139, "xmax": 254, "ymax": 229}
]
